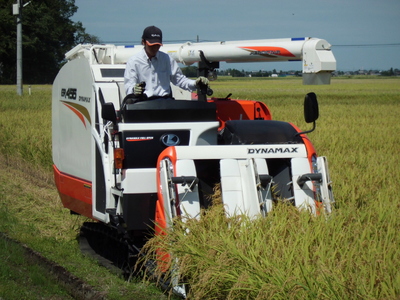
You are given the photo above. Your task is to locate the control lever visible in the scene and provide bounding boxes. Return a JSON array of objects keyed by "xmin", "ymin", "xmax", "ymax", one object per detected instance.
[
  {"xmin": 199, "ymin": 82, "xmax": 213, "ymax": 96},
  {"xmin": 121, "ymin": 81, "xmax": 147, "ymax": 110}
]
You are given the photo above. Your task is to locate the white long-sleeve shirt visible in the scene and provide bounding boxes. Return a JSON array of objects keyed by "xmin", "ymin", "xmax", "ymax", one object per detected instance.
[{"xmin": 124, "ymin": 48, "xmax": 196, "ymax": 98}]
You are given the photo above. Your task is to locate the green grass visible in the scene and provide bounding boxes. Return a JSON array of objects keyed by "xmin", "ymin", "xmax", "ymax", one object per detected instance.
[
  {"xmin": 0, "ymin": 85, "xmax": 53, "ymax": 169},
  {"xmin": 1, "ymin": 78, "xmax": 400, "ymax": 299},
  {"xmin": 0, "ymin": 232, "xmax": 74, "ymax": 299},
  {"xmin": 0, "ymin": 85, "xmax": 168, "ymax": 299},
  {"xmin": 146, "ymin": 77, "xmax": 400, "ymax": 299}
]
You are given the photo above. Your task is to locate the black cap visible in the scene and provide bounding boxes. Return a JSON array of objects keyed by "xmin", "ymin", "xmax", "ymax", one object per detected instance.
[{"xmin": 142, "ymin": 26, "xmax": 163, "ymax": 46}]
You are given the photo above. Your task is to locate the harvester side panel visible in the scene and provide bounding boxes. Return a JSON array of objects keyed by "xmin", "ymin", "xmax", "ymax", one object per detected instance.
[
  {"xmin": 53, "ymin": 165, "xmax": 92, "ymax": 218},
  {"xmin": 52, "ymin": 57, "xmax": 96, "ymax": 217},
  {"xmin": 52, "ymin": 58, "xmax": 94, "ymax": 181}
]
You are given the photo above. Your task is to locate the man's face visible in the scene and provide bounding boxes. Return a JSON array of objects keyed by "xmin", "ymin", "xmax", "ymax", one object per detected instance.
[{"xmin": 144, "ymin": 42, "xmax": 161, "ymax": 58}]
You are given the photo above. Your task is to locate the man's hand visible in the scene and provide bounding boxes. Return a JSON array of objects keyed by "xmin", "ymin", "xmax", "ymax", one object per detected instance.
[
  {"xmin": 195, "ymin": 76, "xmax": 209, "ymax": 86},
  {"xmin": 134, "ymin": 83, "xmax": 143, "ymax": 96}
]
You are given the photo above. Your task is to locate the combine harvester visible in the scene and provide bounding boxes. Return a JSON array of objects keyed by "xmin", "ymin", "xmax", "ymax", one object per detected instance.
[{"xmin": 52, "ymin": 37, "xmax": 335, "ymax": 295}]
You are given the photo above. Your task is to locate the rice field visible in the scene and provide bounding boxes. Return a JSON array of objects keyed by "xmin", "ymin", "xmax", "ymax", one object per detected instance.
[
  {"xmin": 0, "ymin": 77, "xmax": 399, "ymax": 299},
  {"xmin": 147, "ymin": 77, "xmax": 400, "ymax": 299}
]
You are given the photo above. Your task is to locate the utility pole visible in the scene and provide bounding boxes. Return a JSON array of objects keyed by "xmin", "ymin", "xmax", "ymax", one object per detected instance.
[{"xmin": 12, "ymin": 0, "xmax": 31, "ymax": 96}]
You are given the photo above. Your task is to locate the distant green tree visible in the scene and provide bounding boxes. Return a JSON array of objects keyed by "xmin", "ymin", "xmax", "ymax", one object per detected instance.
[
  {"xmin": 381, "ymin": 68, "xmax": 395, "ymax": 76},
  {"xmin": 74, "ymin": 21, "xmax": 101, "ymax": 44},
  {"xmin": 0, "ymin": 0, "xmax": 99, "ymax": 84},
  {"xmin": 181, "ymin": 65, "xmax": 198, "ymax": 77},
  {"xmin": 251, "ymin": 70, "xmax": 268, "ymax": 77},
  {"xmin": 230, "ymin": 68, "xmax": 245, "ymax": 77}
]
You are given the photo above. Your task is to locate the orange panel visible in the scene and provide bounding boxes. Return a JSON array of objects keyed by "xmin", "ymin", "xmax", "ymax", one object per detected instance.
[
  {"xmin": 211, "ymin": 98, "xmax": 272, "ymax": 130},
  {"xmin": 53, "ymin": 165, "xmax": 93, "ymax": 219}
]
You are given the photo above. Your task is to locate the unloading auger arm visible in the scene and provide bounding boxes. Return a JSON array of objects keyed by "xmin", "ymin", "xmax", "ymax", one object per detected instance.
[{"xmin": 65, "ymin": 37, "xmax": 336, "ymax": 85}]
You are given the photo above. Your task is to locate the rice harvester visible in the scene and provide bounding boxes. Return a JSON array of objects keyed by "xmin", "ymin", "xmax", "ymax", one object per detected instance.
[{"xmin": 52, "ymin": 37, "xmax": 336, "ymax": 277}]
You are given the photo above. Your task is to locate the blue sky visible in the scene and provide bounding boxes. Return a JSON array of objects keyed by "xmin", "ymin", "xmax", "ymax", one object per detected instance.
[{"xmin": 71, "ymin": 0, "xmax": 400, "ymax": 72}]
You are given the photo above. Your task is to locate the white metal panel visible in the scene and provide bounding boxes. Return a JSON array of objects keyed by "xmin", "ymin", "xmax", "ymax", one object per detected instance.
[
  {"xmin": 254, "ymin": 158, "xmax": 273, "ymax": 214},
  {"xmin": 291, "ymin": 157, "xmax": 316, "ymax": 213},
  {"xmin": 317, "ymin": 156, "xmax": 334, "ymax": 213},
  {"xmin": 173, "ymin": 144, "xmax": 307, "ymax": 160},
  {"xmin": 121, "ymin": 168, "xmax": 157, "ymax": 193},
  {"xmin": 52, "ymin": 57, "xmax": 94, "ymax": 181},
  {"xmin": 175, "ymin": 160, "xmax": 201, "ymax": 219},
  {"xmin": 236, "ymin": 159, "xmax": 262, "ymax": 218},
  {"xmin": 302, "ymin": 39, "xmax": 336, "ymax": 73},
  {"xmin": 159, "ymin": 159, "xmax": 174, "ymax": 227},
  {"xmin": 171, "ymin": 85, "xmax": 192, "ymax": 100},
  {"xmin": 220, "ymin": 159, "xmax": 245, "ymax": 216},
  {"xmin": 220, "ymin": 159, "xmax": 261, "ymax": 218}
]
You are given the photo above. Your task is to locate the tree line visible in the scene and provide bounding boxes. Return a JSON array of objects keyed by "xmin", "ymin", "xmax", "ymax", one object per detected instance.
[
  {"xmin": 182, "ymin": 66, "xmax": 400, "ymax": 78},
  {"xmin": 0, "ymin": 0, "xmax": 99, "ymax": 84},
  {"xmin": 181, "ymin": 66, "xmax": 302, "ymax": 78}
]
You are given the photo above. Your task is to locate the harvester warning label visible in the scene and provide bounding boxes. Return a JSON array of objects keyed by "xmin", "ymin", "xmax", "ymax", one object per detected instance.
[{"xmin": 126, "ymin": 136, "xmax": 154, "ymax": 142}]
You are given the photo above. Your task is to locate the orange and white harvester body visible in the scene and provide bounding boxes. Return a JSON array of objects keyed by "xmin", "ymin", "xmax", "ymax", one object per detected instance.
[{"xmin": 52, "ymin": 38, "xmax": 335, "ymax": 277}]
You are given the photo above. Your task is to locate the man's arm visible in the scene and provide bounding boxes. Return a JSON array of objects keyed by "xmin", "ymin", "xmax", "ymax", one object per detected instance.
[
  {"xmin": 124, "ymin": 59, "xmax": 139, "ymax": 95},
  {"xmin": 169, "ymin": 58, "xmax": 197, "ymax": 92}
]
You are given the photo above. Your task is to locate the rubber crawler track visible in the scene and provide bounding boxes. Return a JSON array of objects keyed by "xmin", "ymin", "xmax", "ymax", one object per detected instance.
[
  {"xmin": 79, "ymin": 222, "xmax": 139, "ymax": 278},
  {"xmin": 79, "ymin": 222, "xmax": 183, "ymax": 297}
]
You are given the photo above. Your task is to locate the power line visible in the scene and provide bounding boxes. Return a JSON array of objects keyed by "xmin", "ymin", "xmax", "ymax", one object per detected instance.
[
  {"xmin": 334, "ymin": 43, "xmax": 400, "ymax": 47},
  {"xmin": 100, "ymin": 39, "xmax": 213, "ymax": 44}
]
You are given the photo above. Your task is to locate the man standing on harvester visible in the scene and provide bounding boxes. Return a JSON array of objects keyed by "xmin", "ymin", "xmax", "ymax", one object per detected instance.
[{"xmin": 124, "ymin": 26, "xmax": 209, "ymax": 100}]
